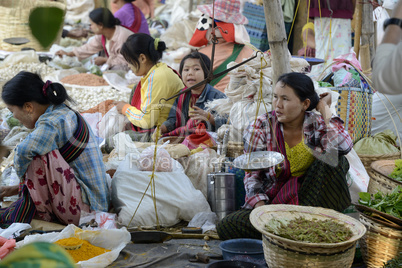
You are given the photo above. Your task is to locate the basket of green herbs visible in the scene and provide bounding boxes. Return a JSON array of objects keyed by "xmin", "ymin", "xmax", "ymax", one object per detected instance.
[
  {"xmin": 358, "ymin": 186, "xmax": 402, "ymax": 224},
  {"xmin": 250, "ymin": 205, "xmax": 366, "ymax": 268},
  {"xmin": 368, "ymin": 160, "xmax": 402, "ymax": 195},
  {"xmin": 357, "ymin": 186, "xmax": 402, "ymax": 267}
]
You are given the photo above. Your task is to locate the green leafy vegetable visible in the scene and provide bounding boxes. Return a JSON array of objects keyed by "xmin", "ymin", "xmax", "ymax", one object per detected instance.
[
  {"xmin": 90, "ymin": 65, "xmax": 103, "ymax": 76},
  {"xmin": 264, "ymin": 217, "xmax": 353, "ymax": 243},
  {"xmin": 383, "ymin": 254, "xmax": 402, "ymax": 267},
  {"xmin": 358, "ymin": 186, "xmax": 402, "ymax": 219},
  {"xmin": 390, "ymin": 159, "xmax": 402, "ymax": 181}
]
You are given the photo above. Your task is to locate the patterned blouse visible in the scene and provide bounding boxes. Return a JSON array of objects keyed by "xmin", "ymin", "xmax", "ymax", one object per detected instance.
[
  {"xmin": 14, "ymin": 104, "xmax": 110, "ymax": 211},
  {"xmin": 242, "ymin": 111, "xmax": 353, "ymax": 209}
]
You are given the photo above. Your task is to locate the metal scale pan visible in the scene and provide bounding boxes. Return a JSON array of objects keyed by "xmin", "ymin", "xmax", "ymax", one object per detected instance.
[{"xmin": 233, "ymin": 151, "xmax": 284, "ymax": 172}]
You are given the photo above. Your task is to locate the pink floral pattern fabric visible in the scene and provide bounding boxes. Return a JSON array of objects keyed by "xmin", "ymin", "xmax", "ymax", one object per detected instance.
[{"xmin": 24, "ymin": 150, "xmax": 90, "ymax": 225}]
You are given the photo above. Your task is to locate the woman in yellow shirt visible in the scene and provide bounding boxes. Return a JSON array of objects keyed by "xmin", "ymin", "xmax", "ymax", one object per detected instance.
[{"xmin": 115, "ymin": 33, "xmax": 184, "ymax": 141}]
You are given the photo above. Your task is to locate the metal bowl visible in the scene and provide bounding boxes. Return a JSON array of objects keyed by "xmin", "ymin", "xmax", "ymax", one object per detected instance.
[{"xmin": 233, "ymin": 151, "xmax": 284, "ymax": 171}]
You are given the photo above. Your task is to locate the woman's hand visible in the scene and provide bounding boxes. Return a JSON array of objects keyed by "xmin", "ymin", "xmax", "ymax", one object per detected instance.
[
  {"xmin": 55, "ymin": 50, "xmax": 74, "ymax": 58},
  {"xmin": 0, "ymin": 185, "xmax": 19, "ymax": 201},
  {"xmin": 317, "ymin": 92, "xmax": 332, "ymax": 125},
  {"xmin": 160, "ymin": 124, "xmax": 168, "ymax": 134},
  {"xmin": 316, "ymin": 92, "xmax": 331, "ymax": 112},
  {"xmin": 114, "ymin": 101, "xmax": 128, "ymax": 114},
  {"xmin": 94, "ymin": 56, "xmax": 107, "ymax": 66},
  {"xmin": 254, "ymin": 200, "xmax": 265, "ymax": 209},
  {"xmin": 189, "ymin": 106, "xmax": 215, "ymax": 125}
]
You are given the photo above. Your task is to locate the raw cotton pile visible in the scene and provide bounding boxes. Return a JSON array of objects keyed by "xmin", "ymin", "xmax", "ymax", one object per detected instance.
[
  {"xmin": 206, "ymin": 52, "xmax": 309, "ymax": 142},
  {"xmin": 0, "ymin": 62, "xmax": 55, "ymax": 82},
  {"xmin": 66, "ymin": 87, "xmax": 130, "ymax": 112},
  {"xmin": 61, "ymin": 73, "xmax": 109, "ymax": 87}
]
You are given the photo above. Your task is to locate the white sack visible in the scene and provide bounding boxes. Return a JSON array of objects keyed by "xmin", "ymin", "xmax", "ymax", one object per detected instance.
[{"xmin": 112, "ymin": 153, "xmax": 211, "ymax": 227}]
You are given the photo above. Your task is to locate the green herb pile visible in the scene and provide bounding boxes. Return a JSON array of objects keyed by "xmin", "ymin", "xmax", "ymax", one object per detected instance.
[
  {"xmin": 264, "ymin": 217, "xmax": 353, "ymax": 243},
  {"xmin": 358, "ymin": 186, "xmax": 402, "ymax": 219},
  {"xmin": 390, "ymin": 159, "xmax": 402, "ymax": 181}
]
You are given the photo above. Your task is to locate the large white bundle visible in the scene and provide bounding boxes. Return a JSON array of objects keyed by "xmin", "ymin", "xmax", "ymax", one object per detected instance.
[
  {"xmin": 112, "ymin": 153, "xmax": 211, "ymax": 227},
  {"xmin": 230, "ymin": 98, "xmax": 272, "ymax": 132}
]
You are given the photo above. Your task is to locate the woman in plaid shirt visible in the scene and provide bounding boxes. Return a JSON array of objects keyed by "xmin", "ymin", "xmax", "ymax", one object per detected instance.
[
  {"xmin": 0, "ymin": 72, "xmax": 110, "ymax": 227},
  {"xmin": 217, "ymin": 72, "xmax": 353, "ymax": 240}
]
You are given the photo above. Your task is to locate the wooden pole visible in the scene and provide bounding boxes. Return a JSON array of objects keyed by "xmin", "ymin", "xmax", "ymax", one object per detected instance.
[
  {"xmin": 262, "ymin": 0, "xmax": 291, "ymax": 83},
  {"xmin": 354, "ymin": 1, "xmax": 363, "ymax": 57},
  {"xmin": 361, "ymin": 0, "xmax": 375, "ymax": 61}
]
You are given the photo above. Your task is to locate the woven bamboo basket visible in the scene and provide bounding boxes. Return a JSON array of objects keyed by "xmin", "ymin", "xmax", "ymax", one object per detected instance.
[
  {"xmin": 359, "ymin": 213, "xmax": 402, "ymax": 268},
  {"xmin": 357, "ymin": 152, "xmax": 400, "ymax": 173},
  {"xmin": 367, "ymin": 160, "xmax": 402, "ymax": 195},
  {"xmin": 250, "ymin": 205, "xmax": 366, "ymax": 267},
  {"xmin": 0, "ymin": 0, "xmax": 66, "ymax": 52}
]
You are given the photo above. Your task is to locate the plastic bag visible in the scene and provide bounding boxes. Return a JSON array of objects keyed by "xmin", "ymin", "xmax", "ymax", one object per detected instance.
[
  {"xmin": 16, "ymin": 224, "xmax": 130, "ymax": 268},
  {"xmin": 98, "ymin": 106, "xmax": 130, "ymax": 139},
  {"xmin": 1, "ymin": 166, "xmax": 20, "ymax": 202},
  {"xmin": 0, "ymin": 51, "xmax": 39, "ymax": 69},
  {"xmin": 0, "ymin": 223, "xmax": 31, "ymax": 240},
  {"xmin": 345, "ymin": 149, "xmax": 369, "ymax": 204},
  {"xmin": 138, "ymin": 142, "xmax": 173, "ymax": 172},
  {"xmin": 79, "ymin": 211, "xmax": 117, "ymax": 230},
  {"xmin": 102, "ymin": 73, "xmax": 132, "ymax": 93},
  {"xmin": 178, "ymin": 148, "xmax": 218, "ymax": 197},
  {"xmin": 188, "ymin": 212, "xmax": 218, "ymax": 233}
]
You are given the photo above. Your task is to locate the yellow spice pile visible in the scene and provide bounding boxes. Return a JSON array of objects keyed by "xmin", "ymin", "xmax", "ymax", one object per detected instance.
[{"xmin": 55, "ymin": 237, "xmax": 110, "ymax": 262}]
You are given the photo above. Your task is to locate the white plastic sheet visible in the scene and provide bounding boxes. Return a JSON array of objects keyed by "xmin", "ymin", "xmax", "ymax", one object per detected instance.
[{"xmin": 16, "ymin": 224, "xmax": 130, "ymax": 268}]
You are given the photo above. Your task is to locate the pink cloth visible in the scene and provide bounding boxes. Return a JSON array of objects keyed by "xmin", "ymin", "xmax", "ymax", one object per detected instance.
[
  {"xmin": 73, "ymin": 25, "xmax": 133, "ymax": 69},
  {"xmin": 24, "ymin": 150, "xmax": 90, "ymax": 226}
]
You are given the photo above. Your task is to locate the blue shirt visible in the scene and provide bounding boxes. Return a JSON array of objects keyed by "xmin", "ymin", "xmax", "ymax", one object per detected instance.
[{"xmin": 14, "ymin": 104, "xmax": 110, "ymax": 211}]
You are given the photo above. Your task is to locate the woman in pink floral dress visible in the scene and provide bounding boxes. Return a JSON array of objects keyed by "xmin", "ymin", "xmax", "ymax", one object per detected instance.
[{"xmin": 0, "ymin": 71, "xmax": 110, "ymax": 227}]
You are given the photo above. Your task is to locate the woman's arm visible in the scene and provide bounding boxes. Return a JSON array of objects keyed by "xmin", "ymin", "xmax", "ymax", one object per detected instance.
[
  {"xmin": 14, "ymin": 121, "xmax": 58, "ymax": 178},
  {"xmin": 242, "ymin": 115, "xmax": 271, "ymax": 209},
  {"xmin": 161, "ymin": 97, "xmax": 180, "ymax": 134},
  {"xmin": 372, "ymin": 0, "xmax": 402, "ymax": 94},
  {"xmin": 304, "ymin": 112, "xmax": 353, "ymax": 159},
  {"xmin": 72, "ymin": 35, "xmax": 104, "ymax": 61}
]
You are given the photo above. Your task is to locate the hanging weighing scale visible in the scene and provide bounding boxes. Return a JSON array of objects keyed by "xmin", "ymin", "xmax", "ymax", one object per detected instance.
[{"xmin": 233, "ymin": 151, "xmax": 284, "ymax": 171}]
